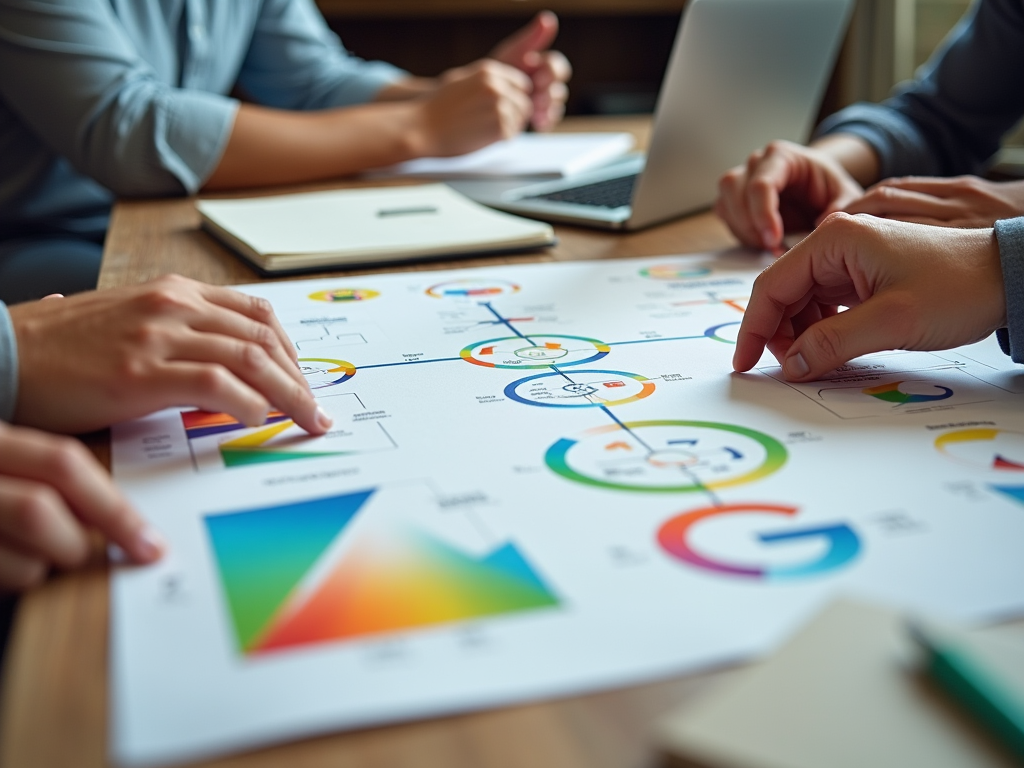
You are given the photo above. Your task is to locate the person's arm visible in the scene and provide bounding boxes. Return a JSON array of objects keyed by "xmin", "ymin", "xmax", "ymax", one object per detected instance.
[
  {"xmin": 0, "ymin": 0, "xmax": 237, "ymax": 197},
  {"xmin": 8, "ymin": 275, "xmax": 330, "ymax": 435},
  {"xmin": 205, "ymin": 62, "xmax": 534, "ymax": 190},
  {"xmin": 816, "ymin": 0, "xmax": 1024, "ymax": 180},
  {"xmin": 207, "ymin": 7, "xmax": 570, "ymax": 189},
  {"xmin": 0, "ymin": 422, "xmax": 163, "ymax": 590},
  {"xmin": 732, "ymin": 213, "xmax": 1004, "ymax": 381}
]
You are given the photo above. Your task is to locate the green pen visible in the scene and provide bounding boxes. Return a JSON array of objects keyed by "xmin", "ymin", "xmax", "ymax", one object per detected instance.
[{"xmin": 909, "ymin": 619, "xmax": 1024, "ymax": 761}]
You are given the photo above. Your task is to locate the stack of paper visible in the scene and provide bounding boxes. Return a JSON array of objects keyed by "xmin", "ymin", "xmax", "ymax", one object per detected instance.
[{"xmin": 370, "ymin": 133, "xmax": 635, "ymax": 179}]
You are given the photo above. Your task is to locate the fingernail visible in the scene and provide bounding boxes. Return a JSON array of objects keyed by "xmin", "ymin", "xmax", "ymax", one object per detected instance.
[
  {"xmin": 316, "ymin": 406, "xmax": 333, "ymax": 431},
  {"xmin": 784, "ymin": 352, "xmax": 809, "ymax": 379},
  {"xmin": 132, "ymin": 526, "xmax": 166, "ymax": 562}
]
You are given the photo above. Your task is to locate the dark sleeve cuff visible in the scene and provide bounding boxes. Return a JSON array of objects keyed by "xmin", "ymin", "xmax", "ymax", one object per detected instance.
[
  {"xmin": 814, "ymin": 102, "xmax": 944, "ymax": 179},
  {"xmin": 995, "ymin": 216, "xmax": 1024, "ymax": 363}
]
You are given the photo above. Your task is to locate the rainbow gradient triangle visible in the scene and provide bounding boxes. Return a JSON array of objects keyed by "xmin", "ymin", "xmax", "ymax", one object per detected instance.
[
  {"xmin": 255, "ymin": 528, "xmax": 559, "ymax": 654},
  {"xmin": 206, "ymin": 489, "xmax": 374, "ymax": 652},
  {"xmin": 205, "ymin": 489, "xmax": 558, "ymax": 656}
]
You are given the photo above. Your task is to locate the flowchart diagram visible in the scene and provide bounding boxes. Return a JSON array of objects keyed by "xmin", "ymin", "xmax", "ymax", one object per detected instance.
[{"xmin": 110, "ymin": 254, "xmax": 1024, "ymax": 766}]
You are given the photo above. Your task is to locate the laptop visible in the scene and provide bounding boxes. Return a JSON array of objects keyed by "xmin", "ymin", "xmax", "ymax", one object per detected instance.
[{"xmin": 452, "ymin": 0, "xmax": 854, "ymax": 231}]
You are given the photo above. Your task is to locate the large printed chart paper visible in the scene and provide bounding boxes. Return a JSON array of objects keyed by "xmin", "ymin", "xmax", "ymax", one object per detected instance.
[{"xmin": 111, "ymin": 254, "xmax": 1024, "ymax": 766}]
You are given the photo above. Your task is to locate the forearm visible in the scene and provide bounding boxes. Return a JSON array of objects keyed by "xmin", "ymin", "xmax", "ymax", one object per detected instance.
[
  {"xmin": 373, "ymin": 76, "xmax": 439, "ymax": 102},
  {"xmin": 204, "ymin": 101, "xmax": 429, "ymax": 190},
  {"xmin": 809, "ymin": 133, "xmax": 881, "ymax": 188}
]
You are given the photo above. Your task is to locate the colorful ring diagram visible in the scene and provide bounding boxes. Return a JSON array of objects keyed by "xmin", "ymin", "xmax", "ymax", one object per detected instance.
[
  {"xmin": 308, "ymin": 288, "xmax": 379, "ymax": 303},
  {"xmin": 426, "ymin": 279, "xmax": 521, "ymax": 299},
  {"xmin": 640, "ymin": 264, "xmax": 712, "ymax": 280},
  {"xmin": 863, "ymin": 380, "xmax": 953, "ymax": 405},
  {"xmin": 462, "ymin": 335, "xmax": 610, "ymax": 369},
  {"xmin": 934, "ymin": 428, "xmax": 1024, "ymax": 471},
  {"xmin": 704, "ymin": 322, "xmax": 741, "ymax": 345},
  {"xmin": 545, "ymin": 420, "xmax": 786, "ymax": 493},
  {"xmin": 298, "ymin": 358, "xmax": 356, "ymax": 389},
  {"xmin": 657, "ymin": 503, "xmax": 860, "ymax": 580},
  {"xmin": 504, "ymin": 370, "xmax": 655, "ymax": 408}
]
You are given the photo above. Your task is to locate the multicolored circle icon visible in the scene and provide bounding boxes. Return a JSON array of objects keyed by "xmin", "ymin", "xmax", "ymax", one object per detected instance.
[
  {"xmin": 862, "ymin": 380, "xmax": 953, "ymax": 405},
  {"xmin": 935, "ymin": 428, "xmax": 1024, "ymax": 471},
  {"xmin": 426, "ymin": 279, "xmax": 520, "ymax": 299},
  {"xmin": 504, "ymin": 370, "xmax": 654, "ymax": 408},
  {"xmin": 462, "ymin": 335, "xmax": 610, "ymax": 369},
  {"xmin": 308, "ymin": 288, "xmax": 380, "ymax": 303},
  {"xmin": 657, "ymin": 503, "xmax": 861, "ymax": 580},
  {"xmin": 640, "ymin": 263, "xmax": 712, "ymax": 280},
  {"xmin": 545, "ymin": 420, "xmax": 786, "ymax": 493},
  {"xmin": 298, "ymin": 358, "xmax": 356, "ymax": 389}
]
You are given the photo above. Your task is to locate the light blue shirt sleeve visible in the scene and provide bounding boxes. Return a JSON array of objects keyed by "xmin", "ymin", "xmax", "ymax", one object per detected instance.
[
  {"xmin": 815, "ymin": 0, "xmax": 1024, "ymax": 178},
  {"xmin": 238, "ymin": 0, "xmax": 407, "ymax": 109},
  {"xmin": 0, "ymin": 302, "xmax": 17, "ymax": 422},
  {"xmin": 0, "ymin": 0, "xmax": 238, "ymax": 197},
  {"xmin": 995, "ymin": 217, "xmax": 1024, "ymax": 364}
]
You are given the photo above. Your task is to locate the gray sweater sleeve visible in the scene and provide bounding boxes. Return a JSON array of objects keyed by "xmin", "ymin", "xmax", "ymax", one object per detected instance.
[
  {"xmin": 815, "ymin": 0, "xmax": 1024, "ymax": 179},
  {"xmin": 0, "ymin": 302, "xmax": 17, "ymax": 422},
  {"xmin": 996, "ymin": 217, "xmax": 1024, "ymax": 363}
]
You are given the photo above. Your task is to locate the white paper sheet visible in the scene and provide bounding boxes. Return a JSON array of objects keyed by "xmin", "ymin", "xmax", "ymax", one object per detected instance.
[
  {"xmin": 110, "ymin": 253, "xmax": 1024, "ymax": 766},
  {"xmin": 370, "ymin": 133, "xmax": 635, "ymax": 179}
]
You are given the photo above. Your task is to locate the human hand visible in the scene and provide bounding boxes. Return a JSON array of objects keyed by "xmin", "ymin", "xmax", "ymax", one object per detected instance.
[
  {"xmin": 490, "ymin": 11, "xmax": 572, "ymax": 131},
  {"xmin": 9, "ymin": 275, "xmax": 331, "ymax": 435},
  {"xmin": 841, "ymin": 176, "xmax": 1024, "ymax": 228},
  {"xmin": 416, "ymin": 60, "xmax": 534, "ymax": 157},
  {"xmin": 732, "ymin": 213, "xmax": 1004, "ymax": 381},
  {"xmin": 0, "ymin": 422, "xmax": 162, "ymax": 590},
  {"xmin": 716, "ymin": 140, "xmax": 865, "ymax": 251}
]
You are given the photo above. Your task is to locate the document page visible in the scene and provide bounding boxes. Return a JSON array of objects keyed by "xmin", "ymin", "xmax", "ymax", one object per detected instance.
[{"xmin": 110, "ymin": 253, "xmax": 1024, "ymax": 766}]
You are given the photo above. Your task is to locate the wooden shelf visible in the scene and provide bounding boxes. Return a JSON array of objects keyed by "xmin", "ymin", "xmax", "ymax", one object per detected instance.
[{"xmin": 316, "ymin": 0, "xmax": 686, "ymax": 17}]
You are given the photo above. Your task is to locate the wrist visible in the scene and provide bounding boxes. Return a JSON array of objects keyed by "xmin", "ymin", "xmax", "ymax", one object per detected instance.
[
  {"xmin": 374, "ymin": 76, "xmax": 439, "ymax": 102},
  {"xmin": 402, "ymin": 98, "xmax": 442, "ymax": 159},
  {"xmin": 810, "ymin": 133, "xmax": 880, "ymax": 188}
]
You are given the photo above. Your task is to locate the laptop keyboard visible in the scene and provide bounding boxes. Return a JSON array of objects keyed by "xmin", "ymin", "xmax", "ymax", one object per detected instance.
[{"xmin": 522, "ymin": 174, "xmax": 637, "ymax": 209}]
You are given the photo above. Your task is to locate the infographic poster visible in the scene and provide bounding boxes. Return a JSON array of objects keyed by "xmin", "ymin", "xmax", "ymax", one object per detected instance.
[{"xmin": 111, "ymin": 253, "xmax": 1024, "ymax": 766}]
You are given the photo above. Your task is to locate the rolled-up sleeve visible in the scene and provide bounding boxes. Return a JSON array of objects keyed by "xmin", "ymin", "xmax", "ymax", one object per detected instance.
[
  {"xmin": 0, "ymin": 0, "xmax": 237, "ymax": 196},
  {"xmin": 816, "ymin": 0, "xmax": 1024, "ymax": 179},
  {"xmin": 237, "ymin": 0, "xmax": 407, "ymax": 110},
  {"xmin": 996, "ymin": 217, "xmax": 1024, "ymax": 364},
  {"xmin": 0, "ymin": 302, "xmax": 17, "ymax": 422}
]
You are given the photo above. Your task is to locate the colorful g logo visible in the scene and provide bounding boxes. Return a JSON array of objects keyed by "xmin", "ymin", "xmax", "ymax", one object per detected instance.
[{"xmin": 657, "ymin": 503, "xmax": 860, "ymax": 580}]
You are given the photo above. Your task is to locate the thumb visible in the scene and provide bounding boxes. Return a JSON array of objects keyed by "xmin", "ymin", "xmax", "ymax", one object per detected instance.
[
  {"xmin": 781, "ymin": 298, "xmax": 902, "ymax": 381},
  {"xmin": 492, "ymin": 11, "xmax": 559, "ymax": 70}
]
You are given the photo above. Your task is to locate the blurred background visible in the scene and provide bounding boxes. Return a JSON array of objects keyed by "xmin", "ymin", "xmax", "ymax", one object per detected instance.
[{"xmin": 317, "ymin": 0, "xmax": 1023, "ymax": 169}]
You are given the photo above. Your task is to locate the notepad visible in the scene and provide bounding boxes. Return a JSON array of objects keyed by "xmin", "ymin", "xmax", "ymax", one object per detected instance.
[
  {"xmin": 370, "ymin": 133, "xmax": 635, "ymax": 179},
  {"xmin": 656, "ymin": 600, "xmax": 1021, "ymax": 768},
  {"xmin": 197, "ymin": 184, "xmax": 555, "ymax": 274}
]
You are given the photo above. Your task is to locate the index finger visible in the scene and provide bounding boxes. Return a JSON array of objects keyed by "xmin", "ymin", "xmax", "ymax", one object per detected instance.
[
  {"xmin": 0, "ymin": 426, "xmax": 164, "ymax": 565},
  {"xmin": 733, "ymin": 238, "xmax": 820, "ymax": 371},
  {"xmin": 744, "ymin": 149, "xmax": 795, "ymax": 249},
  {"xmin": 871, "ymin": 176, "xmax": 965, "ymax": 196},
  {"xmin": 199, "ymin": 284, "xmax": 299, "ymax": 365}
]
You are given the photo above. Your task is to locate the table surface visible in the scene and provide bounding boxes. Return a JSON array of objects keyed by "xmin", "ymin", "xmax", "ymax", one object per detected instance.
[{"xmin": 0, "ymin": 116, "xmax": 746, "ymax": 768}]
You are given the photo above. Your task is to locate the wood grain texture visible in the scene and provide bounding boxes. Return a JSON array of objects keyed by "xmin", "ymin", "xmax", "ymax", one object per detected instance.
[{"xmin": 2, "ymin": 116, "xmax": 745, "ymax": 768}]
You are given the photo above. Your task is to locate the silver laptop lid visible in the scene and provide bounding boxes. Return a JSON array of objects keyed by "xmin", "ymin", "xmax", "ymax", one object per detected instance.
[{"xmin": 628, "ymin": 0, "xmax": 854, "ymax": 229}]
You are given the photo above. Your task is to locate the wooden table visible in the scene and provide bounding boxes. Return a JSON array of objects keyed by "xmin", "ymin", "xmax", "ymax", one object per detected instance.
[{"xmin": 0, "ymin": 116, "xmax": 743, "ymax": 768}]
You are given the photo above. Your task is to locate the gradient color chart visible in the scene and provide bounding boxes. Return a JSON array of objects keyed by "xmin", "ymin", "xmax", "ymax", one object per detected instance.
[
  {"xmin": 206, "ymin": 490, "xmax": 559, "ymax": 656},
  {"xmin": 657, "ymin": 503, "xmax": 861, "ymax": 580}
]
